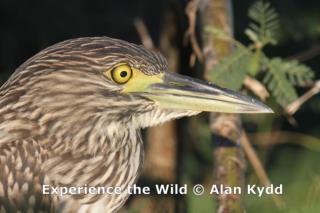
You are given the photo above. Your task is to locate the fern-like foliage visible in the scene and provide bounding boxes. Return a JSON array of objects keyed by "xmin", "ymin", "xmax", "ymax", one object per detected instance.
[
  {"xmin": 205, "ymin": 27, "xmax": 240, "ymax": 46},
  {"xmin": 245, "ymin": 1, "xmax": 279, "ymax": 46},
  {"xmin": 263, "ymin": 58, "xmax": 298, "ymax": 107},
  {"xmin": 205, "ymin": 0, "xmax": 315, "ymax": 110},
  {"xmin": 208, "ymin": 47, "xmax": 253, "ymax": 90},
  {"xmin": 281, "ymin": 60, "xmax": 315, "ymax": 86}
]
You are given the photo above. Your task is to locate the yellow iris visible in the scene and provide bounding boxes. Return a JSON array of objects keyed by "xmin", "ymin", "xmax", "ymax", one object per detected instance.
[{"xmin": 111, "ymin": 64, "xmax": 133, "ymax": 84}]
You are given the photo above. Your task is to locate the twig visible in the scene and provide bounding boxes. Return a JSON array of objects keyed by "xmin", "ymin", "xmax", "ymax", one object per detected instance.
[
  {"xmin": 134, "ymin": 18, "xmax": 155, "ymax": 50},
  {"xmin": 285, "ymin": 80, "xmax": 320, "ymax": 115},
  {"xmin": 241, "ymin": 132, "xmax": 285, "ymax": 208},
  {"xmin": 185, "ymin": 0, "xmax": 204, "ymax": 64},
  {"xmin": 248, "ymin": 131, "xmax": 320, "ymax": 151},
  {"xmin": 286, "ymin": 44, "xmax": 320, "ymax": 62},
  {"xmin": 243, "ymin": 76, "xmax": 270, "ymax": 101}
]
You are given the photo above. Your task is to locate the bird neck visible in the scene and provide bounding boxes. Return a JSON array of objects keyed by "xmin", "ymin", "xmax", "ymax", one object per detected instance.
[
  {"xmin": 42, "ymin": 110, "xmax": 142, "ymax": 156},
  {"xmin": 0, "ymin": 89, "xmax": 141, "ymax": 157}
]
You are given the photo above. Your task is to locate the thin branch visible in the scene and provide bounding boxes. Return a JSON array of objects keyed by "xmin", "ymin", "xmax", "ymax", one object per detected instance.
[
  {"xmin": 285, "ymin": 80, "xmax": 320, "ymax": 115},
  {"xmin": 241, "ymin": 132, "xmax": 285, "ymax": 209},
  {"xmin": 185, "ymin": 0, "xmax": 204, "ymax": 64},
  {"xmin": 134, "ymin": 18, "xmax": 155, "ymax": 50},
  {"xmin": 243, "ymin": 76, "xmax": 270, "ymax": 101},
  {"xmin": 248, "ymin": 131, "xmax": 320, "ymax": 151},
  {"xmin": 286, "ymin": 44, "xmax": 320, "ymax": 62}
]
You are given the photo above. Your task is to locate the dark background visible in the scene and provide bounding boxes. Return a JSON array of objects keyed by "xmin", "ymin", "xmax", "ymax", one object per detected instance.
[{"xmin": 1, "ymin": 0, "xmax": 320, "ymax": 212}]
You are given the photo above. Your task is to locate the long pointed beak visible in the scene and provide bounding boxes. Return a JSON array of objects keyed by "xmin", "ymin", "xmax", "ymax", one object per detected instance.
[{"xmin": 138, "ymin": 72, "xmax": 273, "ymax": 113}]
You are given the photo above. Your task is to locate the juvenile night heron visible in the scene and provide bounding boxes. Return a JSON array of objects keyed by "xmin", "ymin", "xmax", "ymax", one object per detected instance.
[{"xmin": 0, "ymin": 37, "xmax": 271, "ymax": 212}]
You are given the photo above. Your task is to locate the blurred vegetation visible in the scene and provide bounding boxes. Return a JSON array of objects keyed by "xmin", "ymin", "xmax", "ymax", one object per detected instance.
[
  {"xmin": 188, "ymin": 1, "xmax": 320, "ymax": 212},
  {"xmin": 1, "ymin": 0, "xmax": 320, "ymax": 212},
  {"xmin": 206, "ymin": 1, "xmax": 315, "ymax": 107}
]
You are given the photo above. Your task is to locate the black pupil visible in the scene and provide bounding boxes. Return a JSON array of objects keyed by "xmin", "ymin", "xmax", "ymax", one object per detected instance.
[{"xmin": 120, "ymin": 71, "xmax": 127, "ymax": 78}]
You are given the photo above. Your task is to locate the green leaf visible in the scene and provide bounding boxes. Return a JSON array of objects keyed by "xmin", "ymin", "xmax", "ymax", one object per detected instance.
[
  {"xmin": 246, "ymin": 1, "xmax": 279, "ymax": 47},
  {"xmin": 263, "ymin": 58, "xmax": 298, "ymax": 107},
  {"xmin": 245, "ymin": 29, "xmax": 259, "ymax": 43},
  {"xmin": 205, "ymin": 26, "xmax": 240, "ymax": 46},
  {"xmin": 247, "ymin": 50, "xmax": 263, "ymax": 76},
  {"xmin": 207, "ymin": 47, "xmax": 253, "ymax": 91},
  {"xmin": 281, "ymin": 60, "xmax": 315, "ymax": 86}
]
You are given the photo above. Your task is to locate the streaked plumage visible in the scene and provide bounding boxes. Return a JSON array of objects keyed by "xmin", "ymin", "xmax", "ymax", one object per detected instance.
[
  {"xmin": 0, "ymin": 37, "xmax": 271, "ymax": 213},
  {"xmin": 0, "ymin": 37, "xmax": 196, "ymax": 212}
]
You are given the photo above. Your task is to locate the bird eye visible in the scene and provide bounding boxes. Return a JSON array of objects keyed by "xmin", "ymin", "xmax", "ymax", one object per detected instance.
[{"xmin": 111, "ymin": 64, "xmax": 133, "ymax": 84}]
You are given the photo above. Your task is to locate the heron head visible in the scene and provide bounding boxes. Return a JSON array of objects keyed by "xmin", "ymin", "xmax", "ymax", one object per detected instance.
[{"xmin": 8, "ymin": 37, "xmax": 272, "ymax": 130}]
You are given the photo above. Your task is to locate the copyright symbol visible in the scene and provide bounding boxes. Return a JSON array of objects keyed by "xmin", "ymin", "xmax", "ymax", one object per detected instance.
[{"xmin": 193, "ymin": 184, "xmax": 204, "ymax": 195}]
